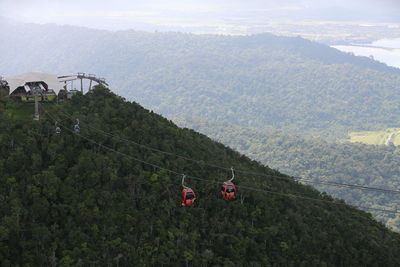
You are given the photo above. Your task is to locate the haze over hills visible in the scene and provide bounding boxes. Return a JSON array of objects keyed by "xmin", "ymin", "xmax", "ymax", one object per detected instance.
[
  {"xmin": 1, "ymin": 19, "xmax": 400, "ymax": 139},
  {"xmin": 1, "ymin": 0, "xmax": 399, "ymax": 34},
  {"xmin": 1, "ymin": 86, "xmax": 400, "ymax": 265}
]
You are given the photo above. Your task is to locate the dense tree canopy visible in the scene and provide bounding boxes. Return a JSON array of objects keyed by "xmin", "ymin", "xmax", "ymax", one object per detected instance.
[
  {"xmin": 178, "ymin": 117, "xmax": 400, "ymax": 231},
  {"xmin": 0, "ymin": 87, "xmax": 400, "ymax": 266}
]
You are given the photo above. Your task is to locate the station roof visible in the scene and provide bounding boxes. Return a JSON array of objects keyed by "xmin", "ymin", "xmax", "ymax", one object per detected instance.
[{"xmin": 6, "ymin": 72, "xmax": 64, "ymax": 94}]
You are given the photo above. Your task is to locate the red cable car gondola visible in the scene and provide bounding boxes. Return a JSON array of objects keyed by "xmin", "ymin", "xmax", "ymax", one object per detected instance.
[
  {"xmin": 181, "ymin": 175, "xmax": 196, "ymax": 207},
  {"xmin": 221, "ymin": 168, "xmax": 237, "ymax": 200}
]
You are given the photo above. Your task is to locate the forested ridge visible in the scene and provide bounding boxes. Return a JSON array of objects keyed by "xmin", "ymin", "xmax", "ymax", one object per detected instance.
[
  {"xmin": 2, "ymin": 19, "xmax": 400, "ymax": 138},
  {"xmin": 0, "ymin": 87, "xmax": 399, "ymax": 266},
  {"xmin": 177, "ymin": 117, "xmax": 400, "ymax": 231}
]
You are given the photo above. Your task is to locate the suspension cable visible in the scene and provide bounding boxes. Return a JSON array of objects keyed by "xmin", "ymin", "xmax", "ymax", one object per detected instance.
[
  {"xmin": 53, "ymin": 107, "xmax": 400, "ymax": 195},
  {"xmin": 40, "ymin": 105, "xmax": 400, "ymax": 215}
]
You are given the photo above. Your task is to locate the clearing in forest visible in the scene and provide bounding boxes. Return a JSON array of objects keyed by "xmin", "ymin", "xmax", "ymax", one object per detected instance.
[{"xmin": 347, "ymin": 128, "xmax": 400, "ymax": 145}]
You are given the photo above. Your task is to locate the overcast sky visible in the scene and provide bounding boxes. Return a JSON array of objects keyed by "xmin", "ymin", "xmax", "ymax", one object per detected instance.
[{"xmin": 1, "ymin": 0, "xmax": 399, "ymax": 31}]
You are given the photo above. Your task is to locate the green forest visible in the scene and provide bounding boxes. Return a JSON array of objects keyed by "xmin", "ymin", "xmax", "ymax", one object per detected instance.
[
  {"xmin": 177, "ymin": 117, "xmax": 400, "ymax": 231},
  {"xmin": 3, "ymin": 20, "xmax": 400, "ymax": 265},
  {"xmin": 1, "ymin": 87, "xmax": 400, "ymax": 266}
]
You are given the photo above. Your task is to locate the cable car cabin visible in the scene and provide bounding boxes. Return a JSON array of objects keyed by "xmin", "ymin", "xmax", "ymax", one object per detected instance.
[
  {"xmin": 221, "ymin": 182, "xmax": 237, "ymax": 200},
  {"xmin": 74, "ymin": 124, "xmax": 80, "ymax": 133},
  {"xmin": 181, "ymin": 189, "xmax": 196, "ymax": 207}
]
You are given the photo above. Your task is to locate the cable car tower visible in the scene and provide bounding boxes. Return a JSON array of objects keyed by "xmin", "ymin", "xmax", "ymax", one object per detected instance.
[
  {"xmin": 32, "ymin": 83, "xmax": 43, "ymax": 121},
  {"xmin": 58, "ymin": 73, "xmax": 109, "ymax": 94}
]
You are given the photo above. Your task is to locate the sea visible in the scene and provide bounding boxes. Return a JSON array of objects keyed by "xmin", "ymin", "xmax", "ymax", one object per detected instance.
[{"xmin": 332, "ymin": 38, "xmax": 400, "ymax": 69}]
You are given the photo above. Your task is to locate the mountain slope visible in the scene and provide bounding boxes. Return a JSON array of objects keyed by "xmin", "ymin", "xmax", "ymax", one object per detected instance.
[
  {"xmin": 0, "ymin": 87, "xmax": 400, "ymax": 266},
  {"xmin": 1, "ymin": 20, "xmax": 400, "ymax": 138},
  {"xmin": 176, "ymin": 117, "xmax": 400, "ymax": 230}
]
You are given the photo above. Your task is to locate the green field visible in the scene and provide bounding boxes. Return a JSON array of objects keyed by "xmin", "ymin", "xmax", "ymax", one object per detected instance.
[{"xmin": 347, "ymin": 128, "xmax": 400, "ymax": 145}]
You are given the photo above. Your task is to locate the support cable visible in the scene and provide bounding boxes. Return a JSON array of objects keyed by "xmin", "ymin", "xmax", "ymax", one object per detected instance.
[
  {"xmin": 53, "ymin": 107, "xmax": 400, "ymax": 196},
  {"xmin": 40, "ymin": 106, "xmax": 400, "ymax": 215}
]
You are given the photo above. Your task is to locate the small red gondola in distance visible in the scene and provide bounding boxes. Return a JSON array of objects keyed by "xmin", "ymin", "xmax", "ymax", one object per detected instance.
[
  {"xmin": 221, "ymin": 168, "xmax": 237, "ymax": 200},
  {"xmin": 182, "ymin": 188, "xmax": 196, "ymax": 207},
  {"xmin": 221, "ymin": 182, "xmax": 236, "ymax": 200},
  {"xmin": 181, "ymin": 175, "xmax": 196, "ymax": 207}
]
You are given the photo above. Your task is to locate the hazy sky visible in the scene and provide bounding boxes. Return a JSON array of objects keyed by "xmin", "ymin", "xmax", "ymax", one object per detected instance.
[{"xmin": 1, "ymin": 0, "xmax": 399, "ymax": 31}]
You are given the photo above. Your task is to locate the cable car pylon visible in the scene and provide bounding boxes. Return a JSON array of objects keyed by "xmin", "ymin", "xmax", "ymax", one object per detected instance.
[
  {"xmin": 221, "ymin": 167, "xmax": 237, "ymax": 200},
  {"xmin": 181, "ymin": 174, "xmax": 196, "ymax": 207}
]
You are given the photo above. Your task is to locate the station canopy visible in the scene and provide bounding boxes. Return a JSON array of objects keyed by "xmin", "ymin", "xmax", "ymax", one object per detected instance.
[{"xmin": 6, "ymin": 72, "xmax": 65, "ymax": 94}]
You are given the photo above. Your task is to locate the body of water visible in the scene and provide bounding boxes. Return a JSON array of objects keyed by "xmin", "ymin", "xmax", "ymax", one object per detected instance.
[{"xmin": 332, "ymin": 38, "xmax": 400, "ymax": 69}]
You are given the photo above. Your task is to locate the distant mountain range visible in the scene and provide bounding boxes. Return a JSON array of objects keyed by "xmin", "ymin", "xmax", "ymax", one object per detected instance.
[{"xmin": 1, "ymin": 19, "xmax": 400, "ymax": 139}]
